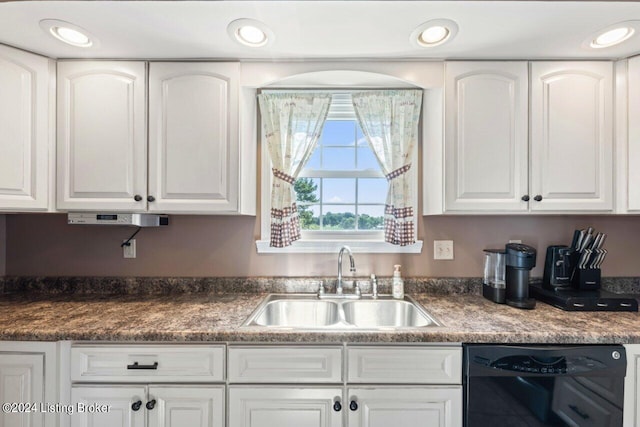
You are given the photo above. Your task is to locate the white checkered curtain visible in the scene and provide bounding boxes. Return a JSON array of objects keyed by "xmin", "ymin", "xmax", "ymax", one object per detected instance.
[
  {"xmin": 258, "ymin": 92, "xmax": 331, "ymax": 247},
  {"xmin": 352, "ymin": 90, "xmax": 423, "ymax": 246}
]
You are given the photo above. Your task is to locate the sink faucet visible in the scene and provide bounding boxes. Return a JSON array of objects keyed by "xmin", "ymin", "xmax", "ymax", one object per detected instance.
[{"xmin": 337, "ymin": 245, "xmax": 356, "ymax": 295}]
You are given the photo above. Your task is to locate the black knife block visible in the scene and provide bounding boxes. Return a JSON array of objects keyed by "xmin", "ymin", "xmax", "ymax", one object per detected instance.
[{"xmin": 571, "ymin": 268, "xmax": 601, "ymax": 291}]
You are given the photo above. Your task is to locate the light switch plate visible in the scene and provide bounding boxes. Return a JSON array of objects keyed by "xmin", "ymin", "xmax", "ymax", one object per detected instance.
[
  {"xmin": 434, "ymin": 240, "xmax": 454, "ymax": 260},
  {"xmin": 123, "ymin": 239, "xmax": 136, "ymax": 258}
]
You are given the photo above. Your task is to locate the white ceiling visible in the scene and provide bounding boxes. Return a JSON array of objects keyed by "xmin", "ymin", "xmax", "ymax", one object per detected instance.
[{"xmin": 2, "ymin": 1, "xmax": 640, "ymax": 60}]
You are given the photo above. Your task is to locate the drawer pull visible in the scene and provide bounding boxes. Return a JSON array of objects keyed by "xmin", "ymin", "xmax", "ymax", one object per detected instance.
[
  {"xmin": 127, "ymin": 362, "xmax": 158, "ymax": 370},
  {"xmin": 333, "ymin": 401, "xmax": 342, "ymax": 412},
  {"xmin": 146, "ymin": 399, "xmax": 156, "ymax": 410},
  {"xmin": 349, "ymin": 400, "xmax": 358, "ymax": 411},
  {"xmin": 568, "ymin": 404, "xmax": 589, "ymax": 420},
  {"xmin": 131, "ymin": 400, "xmax": 142, "ymax": 411}
]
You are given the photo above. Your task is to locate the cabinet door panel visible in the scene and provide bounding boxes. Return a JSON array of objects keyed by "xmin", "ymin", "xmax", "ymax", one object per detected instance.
[
  {"xmin": 71, "ymin": 386, "xmax": 145, "ymax": 427},
  {"xmin": 0, "ymin": 45, "xmax": 51, "ymax": 211},
  {"xmin": 148, "ymin": 386, "xmax": 224, "ymax": 427},
  {"xmin": 627, "ymin": 58, "xmax": 640, "ymax": 211},
  {"xmin": 445, "ymin": 62, "xmax": 528, "ymax": 212},
  {"xmin": 530, "ymin": 62, "xmax": 613, "ymax": 211},
  {"xmin": 148, "ymin": 62, "xmax": 239, "ymax": 213},
  {"xmin": 0, "ymin": 354, "xmax": 44, "ymax": 427},
  {"xmin": 57, "ymin": 61, "xmax": 147, "ymax": 211},
  {"xmin": 348, "ymin": 387, "xmax": 462, "ymax": 427},
  {"xmin": 228, "ymin": 387, "xmax": 342, "ymax": 427}
]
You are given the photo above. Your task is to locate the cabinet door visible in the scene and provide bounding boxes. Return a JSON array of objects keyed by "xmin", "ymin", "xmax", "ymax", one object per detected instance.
[
  {"xmin": 624, "ymin": 344, "xmax": 640, "ymax": 427},
  {"xmin": 347, "ymin": 387, "xmax": 462, "ymax": 427},
  {"xmin": 147, "ymin": 386, "xmax": 224, "ymax": 427},
  {"xmin": 444, "ymin": 62, "xmax": 528, "ymax": 212},
  {"xmin": 57, "ymin": 61, "xmax": 147, "ymax": 211},
  {"xmin": 627, "ymin": 57, "xmax": 640, "ymax": 211},
  {"xmin": 0, "ymin": 354, "xmax": 44, "ymax": 427},
  {"xmin": 148, "ymin": 62, "xmax": 239, "ymax": 213},
  {"xmin": 530, "ymin": 62, "xmax": 613, "ymax": 211},
  {"xmin": 228, "ymin": 387, "xmax": 342, "ymax": 427},
  {"xmin": 71, "ymin": 385, "xmax": 146, "ymax": 427},
  {"xmin": 0, "ymin": 45, "xmax": 51, "ymax": 211}
]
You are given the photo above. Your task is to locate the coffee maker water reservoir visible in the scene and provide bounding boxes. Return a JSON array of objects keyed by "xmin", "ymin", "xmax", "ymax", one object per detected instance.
[{"xmin": 505, "ymin": 243, "xmax": 537, "ymax": 309}]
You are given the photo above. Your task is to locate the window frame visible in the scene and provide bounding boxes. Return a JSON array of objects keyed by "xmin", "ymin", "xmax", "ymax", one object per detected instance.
[{"xmin": 256, "ymin": 89, "xmax": 423, "ymax": 254}]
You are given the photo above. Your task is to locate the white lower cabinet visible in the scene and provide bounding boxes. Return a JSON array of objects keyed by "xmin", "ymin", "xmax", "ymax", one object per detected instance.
[
  {"xmin": 149, "ymin": 386, "xmax": 224, "ymax": 427},
  {"xmin": 70, "ymin": 385, "xmax": 224, "ymax": 427},
  {"xmin": 347, "ymin": 387, "xmax": 462, "ymax": 427},
  {"xmin": 68, "ymin": 344, "xmax": 226, "ymax": 427},
  {"xmin": 624, "ymin": 344, "xmax": 640, "ymax": 427},
  {"xmin": 228, "ymin": 387, "xmax": 342, "ymax": 427},
  {"xmin": 71, "ymin": 386, "xmax": 146, "ymax": 427},
  {"xmin": 0, "ymin": 354, "xmax": 45, "ymax": 427},
  {"xmin": 0, "ymin": 342, "xmax": 58, "ymax": 427},
  {"xmin": 227, "ymin": 345, "xmax": 463, "ymax": 427}
]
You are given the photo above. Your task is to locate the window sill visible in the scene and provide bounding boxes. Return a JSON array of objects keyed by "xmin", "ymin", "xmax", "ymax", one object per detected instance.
[{"xmin": 255, "ymin": 240, "xmax": 423, "ymax": 254}]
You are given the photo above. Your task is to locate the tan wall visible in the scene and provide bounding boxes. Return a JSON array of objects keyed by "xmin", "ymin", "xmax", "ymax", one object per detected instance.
[
  {"xmin": 0, "ymin": 215, "xmax": 5, "ymax": 276},
  {"xmin": 5, "ymin": 213, "xmax": 640, "ymax": 277}
]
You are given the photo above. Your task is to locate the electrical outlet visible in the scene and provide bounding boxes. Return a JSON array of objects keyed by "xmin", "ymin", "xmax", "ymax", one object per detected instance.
[
  {"xmin": 434, "ymin": 240, "xmax": 454, "ymax": 260},
  {"xmin": 509, "ymin": 239, "xmax": 522, "ymax": 244},
  {"xmin": 123, "ymin": 239, "xmax": 136, "ymax": 259}
]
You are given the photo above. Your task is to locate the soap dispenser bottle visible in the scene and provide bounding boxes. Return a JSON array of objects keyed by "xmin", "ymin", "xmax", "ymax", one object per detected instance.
[{"xmin": 392, "ymin": 264, "xmax": 404, "ymax": 299}]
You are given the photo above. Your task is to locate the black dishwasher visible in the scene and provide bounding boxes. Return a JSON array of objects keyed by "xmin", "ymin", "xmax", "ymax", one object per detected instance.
[{"xmin": 464, "ymin": 345, "xmax": 626, "ymax": 427}]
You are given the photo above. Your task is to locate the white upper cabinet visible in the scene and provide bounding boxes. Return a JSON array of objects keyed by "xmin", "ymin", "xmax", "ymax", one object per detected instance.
[
  {"xmin": 57, "ymin": 61, "xmax": 147, "ymax": 211},
  {"xmin": 0, "ymin": 44, "xmax": 53, "ymax": 211},
  {"xmin": 530, "ymin": 61, "xmax": 613, "ymax": 211},
  {"xmin": 626, "ymin": 57, "xmax": 640, "ymax": 212},
  {"xmin": 437, "ymin": 61, "xmax": 614, "ymax": 214},
  {"xmin": 148, "ymin": 62, "xmax": 239, "ymax": 213},
  {"xmin": 444, "ymin": 62, "xmax": 529, "ymax": 212}
]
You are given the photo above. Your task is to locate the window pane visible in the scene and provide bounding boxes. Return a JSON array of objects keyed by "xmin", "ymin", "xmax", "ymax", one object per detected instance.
[
  {"xmin": 294, "ymin": 178, "xmax": 320, "ymax": 205},
  {"xmin": 358, "ymin": 178, "xmax": 388, "ymax": 203},
  {"xmin": 358, "ymin": 205, "xmax": 385, "ymax": 230},
  {"xmin": 306, "ymin": 147, "xmax": 321, "ymax": 169},
  {"xmin": 322, "ymin": 147, "xmax": 356, "ymax": 170},
  {"xmin": 322, "ymin": 205, "xmax": 356, "ymax": 230},
  {"xmin": 357, "ymin": 146, "xmax": 380, "ymax": 170},
  {"xmin": 298, "ymin": 204, "xmax": 320, "ymax": 230},
  {"xmin": 321, "ymin": 121, "xmax": 356, "ymax": 146},
  {"xmin": 323, "ymin": 178, "xmax": 355, "ymax": 204}
]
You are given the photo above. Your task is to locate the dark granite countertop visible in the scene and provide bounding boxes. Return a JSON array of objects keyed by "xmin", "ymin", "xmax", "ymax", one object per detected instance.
[{"xmin": 0, "ymin": 291, "xmax": 638, "ymax": 344}]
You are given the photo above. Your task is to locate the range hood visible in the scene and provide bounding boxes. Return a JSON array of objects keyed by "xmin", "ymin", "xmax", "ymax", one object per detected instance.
[{"xmin": 67, "ymin": 213, "xmax": 169, "ymax": 227}]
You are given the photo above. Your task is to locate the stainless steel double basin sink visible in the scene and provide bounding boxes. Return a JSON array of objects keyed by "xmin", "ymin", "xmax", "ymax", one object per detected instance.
[{"xmin": 242, "ymin": 294, "xmax": 441, "ymax": 330}]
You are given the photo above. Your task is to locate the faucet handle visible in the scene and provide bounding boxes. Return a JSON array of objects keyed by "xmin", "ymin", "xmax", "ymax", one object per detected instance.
[
  {"xmin": 354, "ymin": 283, "xmax": 362, "ymax": 297},
  {"xmin": 317, "ymin": 281, "xmax": 325, "ymax": 296}
]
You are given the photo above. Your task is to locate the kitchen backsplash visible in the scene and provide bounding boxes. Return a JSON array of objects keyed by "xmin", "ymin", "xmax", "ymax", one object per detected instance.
[
  {"xmin": 2, "ymin": 276, "xmax": 639, "ymax": 296},
  {"xmin": 4, "ymin": 213, "xmax": 640, "ymax": 278}
]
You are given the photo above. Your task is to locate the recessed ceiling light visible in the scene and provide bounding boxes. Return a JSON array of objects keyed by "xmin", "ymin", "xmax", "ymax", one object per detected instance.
[
  {"xmin": 591, "ymin": 27, "xmax": 634, "ymax": 48},
  {"xmin": 419, "ymin": 26, "xmax": 450, "ymax": 45},
  {"xmin": 39, "ymin": 19, "xmax": 96, "ymax": 48},
  {"xmin": 583, "ymin": 21, "xmax": 640, "ymax": 50},
  {"xmin": 411, "ymin": 19, "xmax": 458, "ymax": 48},
  {"xmin": 227, "ymin": 19, "xmax": 274, "ymax": 48}
]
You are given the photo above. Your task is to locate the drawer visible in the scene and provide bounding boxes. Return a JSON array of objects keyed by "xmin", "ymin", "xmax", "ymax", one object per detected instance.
[
  {"xmin": 347, "ymin": 346, "xmax": 462, "ymax": 384},
  {"xmin": 228, "ymin": 346, "xmax": 342, "ymax": 383},
  {"xmin": 70, "ymin": 345, "xmax": 225, "ymax": 382},
  {"xmin": 552, "ymin": 377, "xmax": 623, "ymax": 427}
]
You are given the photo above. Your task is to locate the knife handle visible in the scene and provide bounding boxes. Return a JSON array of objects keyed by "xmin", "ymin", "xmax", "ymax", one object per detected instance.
[{"xmin": 570, "ymin": 230, "xmax": 581, "ymax": 250}]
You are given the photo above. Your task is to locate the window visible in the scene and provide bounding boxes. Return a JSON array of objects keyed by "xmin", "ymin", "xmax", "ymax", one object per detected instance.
[
  {"xmin": 296, "ymin": 94, "xmax": 387, "ymax": 237},
  {"xmin": 257, "ymin": 91, "xmax": 422, "ymax": 253}
]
